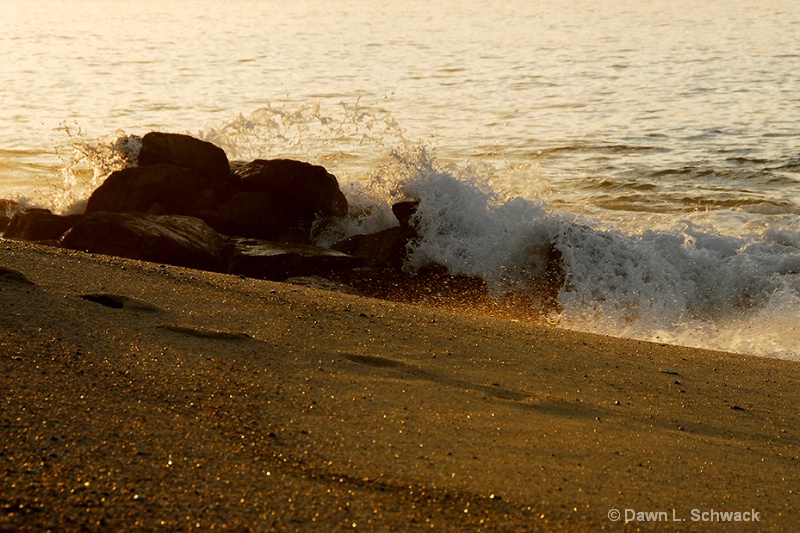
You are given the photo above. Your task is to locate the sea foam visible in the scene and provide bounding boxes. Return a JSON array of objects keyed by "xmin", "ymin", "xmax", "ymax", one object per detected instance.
[{"xmin": 338, "ymin": 144, "xmax": 800, "ymax": 360}]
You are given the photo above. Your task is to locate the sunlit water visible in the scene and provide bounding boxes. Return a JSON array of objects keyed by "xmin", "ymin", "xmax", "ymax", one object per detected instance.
[{"xmin": 2, "ymin": 0, "xmax": 799, "ymax": 358}]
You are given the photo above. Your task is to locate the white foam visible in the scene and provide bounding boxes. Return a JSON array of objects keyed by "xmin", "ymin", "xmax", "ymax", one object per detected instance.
[
  {"xmin": 354, "ymin": 145, "xmax": 800, "ymax": 359},
  {"xmin": 553, "ymin": 220, "xmax": 800, "ymax": 359},
  {"xmin": 398, "ymin": 148, "xmax": 554, "ymax": 293}
]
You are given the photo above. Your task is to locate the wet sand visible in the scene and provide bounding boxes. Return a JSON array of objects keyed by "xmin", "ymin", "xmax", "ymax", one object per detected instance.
[{"xmin": 1, "ymin": 239, "xmax": 798, "ymax": 531}]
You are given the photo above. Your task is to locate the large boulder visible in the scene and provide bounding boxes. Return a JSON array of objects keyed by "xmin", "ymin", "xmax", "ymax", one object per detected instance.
[
  {"xmin": 223, "ymin": 238, "xmax": 363, "ymax": 281},
  {"xmin": 60, "ymin": 212, "xmax": 225, "ymax": 271},
  {"xmin": 84, "ymin": 149, "xmax": 350, "ymax": 245},
  {"xmin": 138, "ymin": 132, "xmax": 230, "ymax": 181},
  {"xmin": 206, "ymin": 159, "xmax": 349, "ymax": 242},
  {"xmin": 218, "ymin": 191, "xmax": 283, "ymax": 240},
  {"xmin": 3, "ymin": 210, "xmax": 83, "ymax": 242},
  {"xmin": 74, "ymin": 133, "xmax": 355, "ymax": 252},
  {"xmin": 85, "ymin": 164, "xmax": 217, "ymax": 216},
  {"xmin": 234, "ymin": 159, "xmax": 348, "ymax": 218}
]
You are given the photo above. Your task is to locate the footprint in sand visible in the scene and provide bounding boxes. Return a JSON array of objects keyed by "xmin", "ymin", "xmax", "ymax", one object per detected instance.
[
  {"xmin": 344, "ymin": 353, "xmax": 529, "ymax": 401},
  {"xmin": 344, "ymin": 353, "xmax": 404, "ymax": 368},
  {"xmin": 157, "ymin": 324, "xmax": 251, "ymax": 341},
  {"xmin": 0, "ymin": 266, "xmax": 35, "ymax": 285},
  {"xmin": 80, "ymin": 293, "xmax": 251, "ymax": 341},
  {"xmin": 80, "ymin": 293, "xmax": 162, "ymax": 312}
]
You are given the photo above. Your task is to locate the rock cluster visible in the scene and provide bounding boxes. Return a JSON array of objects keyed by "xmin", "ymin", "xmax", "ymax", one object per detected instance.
[
  {"xmin": 84, "ymin": 133, "xmax": 347, "ymax": 242},
  {"xmin": 1, "ymin": 132, "xmax": 563, "ymax": 314}
]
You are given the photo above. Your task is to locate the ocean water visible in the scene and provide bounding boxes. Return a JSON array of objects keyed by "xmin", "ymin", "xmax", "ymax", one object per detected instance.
[{"xmin": 1, "ymin": 0, "xmax": 799, "ymax": 359}]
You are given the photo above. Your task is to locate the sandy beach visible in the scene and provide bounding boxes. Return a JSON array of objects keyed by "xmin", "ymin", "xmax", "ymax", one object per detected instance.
[{"xmin": 1, "ymin": 239, "xmax": 798, "ymax": 531}]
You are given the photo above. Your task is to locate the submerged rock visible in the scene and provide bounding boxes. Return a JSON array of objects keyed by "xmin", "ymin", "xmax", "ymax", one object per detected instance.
[
  {"xmin": 223, "ymin": 238, "xmax": 363, "ymax": 281},
  {"xmin": 330, "ymin": 199, "xmax": 421, "ymax": 269},
  {"xmin": 391, "ymin": 199, "xmax": 420, "ymax": 227},
  {"xmin": 331, "ymin": 226, "xmax": 417, "ymax": 269},
  {"xmin": 61, "ymin": 212, "xmax": 225, "ymax": 271},
  {"xmin": 3, "ymin": 210, "xmax": 83, "ymax": 242}
]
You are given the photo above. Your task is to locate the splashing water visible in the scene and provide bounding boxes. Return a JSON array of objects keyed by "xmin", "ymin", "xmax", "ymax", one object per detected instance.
[
  {"xmin": 38, "ymin": 125, "xmax": 142, "ymax": 214},
  {"xmin": 195, "ymin": 100, "xmax": 407, "ymax": 174},
  {"xmin": 28, "ymin": 102, "xmax": 800, "ymax": 360},
  {"xmin": 41, "ymin": 101, "xmax": 406, "ymax": 215},
  {"xmin": 322, "ymin": 144, "xmax": 800, "ymax": 360}
]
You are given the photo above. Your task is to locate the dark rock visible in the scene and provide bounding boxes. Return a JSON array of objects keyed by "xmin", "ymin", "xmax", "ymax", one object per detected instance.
[
  {"xmin": 189, "ymin": 190, "xmax": 301, "ymax": 241},
  {"xmin": 61, "ymin": 212, "xmax": 225, "ymax": 271},
  {"xmin": 85, "ymin": 164, "xmax": 216, "ymax": 216},
  {"xmin": 391, "ymin": 200, "xmax": 420, "ymax": 227},
  {"xmin": 0, "ymin": 216, "xmax": 10, "ymax": 232},
  {"xmin": 138, "ymin": 132, "xmax": 230, "ymax": 181},
  {"xmin": 146, "ymin": 202, "xmax": 168, "ymax": 216},
  {"xmin": 234, "ymin": 159, "xmax": 348, "ymax": 219},
  {"xmin": 330, "ymin": 201, "xmax": 420, "ymax": 270},
  {"xmin": 3, "ymin": 211, "xmax": 83, "ymax": 242},
  {"xmin": 85, "ymin": 147, "xmax": 348, "ymax": 245},
  {"xmin": 331, "ymin": 226, "xmax": 417, "ymax": 269},
  {"xmin": 330, "ymin": 239, "xmax": 565, "ymax": 317},
  {"xmin": 220, "ymin": 190, "xmax": 284, "ymax": 240},
  {"xmin": 210, "ymin": 159, "xmax": 349, "ymax": 242},
  {"xmin": 223, "ymin": 238, "xmax": 363, "ymax": 281}
]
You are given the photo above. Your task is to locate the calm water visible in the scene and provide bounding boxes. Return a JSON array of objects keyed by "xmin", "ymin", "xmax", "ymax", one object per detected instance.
[{"xmin": 2, "ymin": 0, "xmax": 800, "ymax": 358}]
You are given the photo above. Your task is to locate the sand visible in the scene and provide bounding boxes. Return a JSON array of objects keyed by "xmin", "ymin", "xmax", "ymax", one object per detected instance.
[{"xmin": 1, "ymin": 239, "xmax": 798, "ymax": 531}]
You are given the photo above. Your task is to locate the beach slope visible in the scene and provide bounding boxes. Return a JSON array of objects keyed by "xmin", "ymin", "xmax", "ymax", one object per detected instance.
[{"xmin": 1, "ymin": 240, "xmax": 798, "ymax": 530}]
